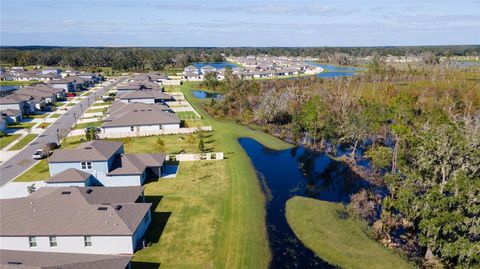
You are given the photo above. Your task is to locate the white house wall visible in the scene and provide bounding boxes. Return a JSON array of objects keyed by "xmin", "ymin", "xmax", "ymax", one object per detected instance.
[
  {"xmin": 0, "ymin": 235, "xmax": 134, "ymax": 255},
  {"xmin": 102, "ymin": 174, "xmax": 143, "ymax": 186}
]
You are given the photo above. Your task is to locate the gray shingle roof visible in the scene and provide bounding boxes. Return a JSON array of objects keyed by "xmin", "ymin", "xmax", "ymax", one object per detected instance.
[
  {"xmin": 102, "ymin": 103, "xmax": 179, "ymax": 128},
  {"xmin": 49, "ymin": 140, "xmax": 123, "ymax": 163},
  {"xmin": 0, "ymin": 250, "xmax": 132, "ymax": 269},
  {"xmin": 46, "ymin": 168, "xmax": 92, "ymax": 183},
  {"xmin": 0, "ymin": 187, "xmax": 150, "ymax": 237},
  {"xmin": 107, "ymin": 154, "xmax": 165, "ymax": 176},
  {"xmin": 119, "ymin": 90, "xmax": 171, "ymax": 100}
]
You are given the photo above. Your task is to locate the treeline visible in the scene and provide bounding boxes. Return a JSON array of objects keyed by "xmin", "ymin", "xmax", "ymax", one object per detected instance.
[
  {"xmin": 0, "ymin": 46, "xmax": 479, "ymax": 71},
  {"xmin": 203, "ymin": 62, "xmax": 480, "ymax": 267},
  {"xmin": 0, "ymin": 47, "xmax": 224, "ymax": 71}
]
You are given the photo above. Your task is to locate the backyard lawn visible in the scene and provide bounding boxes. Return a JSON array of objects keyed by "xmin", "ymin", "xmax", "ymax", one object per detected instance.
[
  {"xmin": 9, "ymin": 134, "xmax": 38, "ymax": 151},
  {"xmin": 176, "ymin": 111, "xmax": 200, "ymax": 120},
  {"xmin": 286, "ymin": 196, "xmax": 414, "ymax": 269},
  {"xmin": 0, "ymin": 134, "xmax": 21, "ymax": 150},
  {"xmin": 131, "ymin": 82, "xmax": 291, "ymax": 268}
]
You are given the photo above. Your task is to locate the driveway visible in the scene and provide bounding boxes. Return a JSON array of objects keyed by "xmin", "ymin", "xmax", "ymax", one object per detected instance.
[{"xmin": 0, "ymin": 77, "xmax": 126, "ymax": 186}]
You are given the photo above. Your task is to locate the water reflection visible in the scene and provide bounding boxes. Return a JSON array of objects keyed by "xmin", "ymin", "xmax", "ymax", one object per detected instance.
[{"xmin": 239, "ymin": 137, "xmax": 369, "ymax": 268}]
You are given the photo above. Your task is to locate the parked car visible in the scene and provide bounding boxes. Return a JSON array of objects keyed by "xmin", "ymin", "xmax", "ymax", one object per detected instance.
[
  {"xmin": 66, "ymin": 93, "xmax": 76, "ymax": 97},
  {"xmin": 32, "ymin": 149, "xmax": 51, "ymax": 160},
  {"xmin": 45, "ymin": 142, "xmax": 60, "ymax": 150}
]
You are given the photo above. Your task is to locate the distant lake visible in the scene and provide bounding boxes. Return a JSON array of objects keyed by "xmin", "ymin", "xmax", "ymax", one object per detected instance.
[
  {"xmin": 239, "ymin": 138, "xmax": 371, "ymax": 268},
  {"xmin": 308, "ymin": 62, "xmax": 364, "ymax": 78},
  {"xmin": 193, "ymin": 61, "xmax": 238, "ymax": 73}
]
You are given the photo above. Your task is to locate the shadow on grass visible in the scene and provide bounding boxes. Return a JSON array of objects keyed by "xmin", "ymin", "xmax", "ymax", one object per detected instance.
[
  {"xmin": 130, "ymin": 261, "xmax": 161, "ymax": 269},
  {"xmin": 144, "ymin": 195, "xmax": 171, "ymax": 245}
]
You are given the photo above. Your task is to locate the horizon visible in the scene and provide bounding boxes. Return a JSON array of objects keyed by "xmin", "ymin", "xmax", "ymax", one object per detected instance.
[{"xmin": 1, "ymin": 0, "xmax": 479, "ymax": 47}]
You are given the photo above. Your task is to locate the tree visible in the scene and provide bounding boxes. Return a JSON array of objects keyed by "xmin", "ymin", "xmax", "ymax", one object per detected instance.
[
  {"xmin": 204, "ymin": 72, "xmax": 220, "ymax": 90},
  {"xmin": 365, "ymin": 146, "xmax": 393, "ymax": 169},
  {"xmin": 156, "ymin": 138, "xmax": 165, "ymax": 152}
]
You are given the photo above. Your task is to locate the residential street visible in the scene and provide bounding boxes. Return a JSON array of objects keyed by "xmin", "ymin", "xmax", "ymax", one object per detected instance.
[{"xmin": 0, "ymin": 77, "xmax": 124, "ymax": 186}]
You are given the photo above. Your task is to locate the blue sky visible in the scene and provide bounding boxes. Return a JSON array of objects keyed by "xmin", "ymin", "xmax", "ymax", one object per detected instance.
[{"xmin": 1, "ymin": 0, "xmax": 479, "ymax": 46}]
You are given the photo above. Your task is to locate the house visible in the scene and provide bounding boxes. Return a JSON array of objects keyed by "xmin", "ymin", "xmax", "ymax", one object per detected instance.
[
  {"xmin": 78, "ymin": 72, "xmax": 101, "ymax": 83},
  {"xmin": 15, "ymin": 88, "xmax": 56, "ymax": 105},
  {"xmin": 116, "ymin": 82, "xmax": 162, "ymax": 96},
  {"xmin": 41, "ymin": 69, "xmax": 61, "ymax": 75},
  {"xmin": 183, "ymin": 65, "xmax": 198, "ymax": 75},
  {"xmin": 183, "ymin": 72, "xmax": 202, "ymax": 80},
  {"xmin": 118, "ymin": 90, "xmax": 172, "ymax": 104},
  {"xmin": 0, "ymin": 94, "xmax": 36, "ymax": 115},
  {"xmin": 200, "ymin": 65, "xmax": 217, "ymax": 75},
  {"xmin": 102, "ymin": 102, "xmax": 180, "ymax": 134},
  {"xmin": 0, "ymin": 250, "xmax": 132, "ymax": 269},
  {"xmin": 45, "ymin": 168, "xmax": 98, "ymax": 187},
  {"xmin": 49, "ymin": 140, "xmax": 166, "ymax": 186},
  {"xmin": 48, "ymin": 79, "xmax": 76, "ymax": 93},
  {"xmin": 27, "ymin": 84, "xmax": 67, "ymax": 101},
  {"xmin": 1, "ymin": 109, "xmax": 22, "ymax": 124},
  {"xmin": 0, "ymin": 186, "xmax": 151, "ymax": 255}
]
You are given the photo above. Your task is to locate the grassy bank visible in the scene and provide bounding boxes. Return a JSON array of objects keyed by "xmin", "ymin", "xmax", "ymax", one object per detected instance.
[
  {"xmin": 285, "ymin": 196, "xmax": 414, "ymax": 269},
  {"xmin": 13, "ymin": 81, "xmax": 291, "ymax": 268}
]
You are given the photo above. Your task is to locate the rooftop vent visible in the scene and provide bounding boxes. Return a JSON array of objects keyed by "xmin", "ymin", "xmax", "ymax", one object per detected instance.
[
  {"xmin": 86, "ymin": 189, "xmax": 93, "ymax": 194},
  {"xmin": 98, "ymin": 207, "xmax": 108, "ymax": 211},
  {"xmin": 115, "ymin": 205, "xmax": 122, "ymax": 210},
  {"xmin": 61, "ymin": 191, "xmax": 71, "ymax": 195}
]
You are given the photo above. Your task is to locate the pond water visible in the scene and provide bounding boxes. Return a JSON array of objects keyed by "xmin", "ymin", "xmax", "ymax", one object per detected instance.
[
  {"xmin": 308, "ymin": 62, "xmax": 364, "ymax": 78},
  {"xmin": 193, "ymin": 61, "xmax": 238, "ymax": 73},
  {"xmin": 192, "ymin": 90, "xmax": 223, "ymax": 99},
  {"xmin": 239, "ymin": 138, "xmax": 370, "ymax": 269}
]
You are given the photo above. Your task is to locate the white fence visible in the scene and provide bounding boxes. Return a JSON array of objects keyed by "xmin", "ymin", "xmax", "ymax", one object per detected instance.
[
  {"xmin": 96, "ymin": 126, "xmax": 212, "ymax": 138},
  {"xmin": 165, "ymin": 152, "xmax": 224, "ymax": 161}
]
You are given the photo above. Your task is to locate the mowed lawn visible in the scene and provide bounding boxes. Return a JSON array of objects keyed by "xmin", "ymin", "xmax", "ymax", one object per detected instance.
[
  {"xmin": 132, "ymin": 82, "xmax": 291, "ymax": 268},
  {"xmin": 9, "ymin": 134, "xmax": 38, "ymax": 151},
  {"xmin": 0, "ymin": 134, "xmax": 21, "ymax": 150},
  {"xmin": 14, "ymin": 160, "xmax": 50, "ymax": 182},
  {"xmin": 286, "ymin": 196, "xmax": 414, "ymax": 269}
]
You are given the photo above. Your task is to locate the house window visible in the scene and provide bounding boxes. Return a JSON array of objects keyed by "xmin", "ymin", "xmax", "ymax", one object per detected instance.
[
  {"xmin": 130, "ymin": 126, "xmax": 134, "ymax": 132},
  {"xmin": 49, "ymin": 236, "xmax": 57, "ymax": 247},
  {"xmin": 29, "ymin": 236, "xmax": 37, "ymax": 247},
  {"xmin": 84, "ymin": 236, "xmax": 92, "ymax": 247},
  {"xmin": 81, "ymin": 162, "xmax": 92, "ymax": 170}
]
